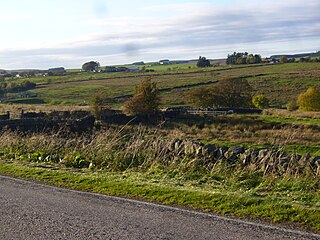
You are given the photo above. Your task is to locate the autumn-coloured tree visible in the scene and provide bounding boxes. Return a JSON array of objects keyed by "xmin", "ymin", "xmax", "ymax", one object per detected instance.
[
  {"xmin": 124, "ymin": 78, "xmax": 160, "ymax": 116},
  {"xmin": 252, "ymin": 95, "xmax": 270, "ymax": 109},
  {"xmin": 297, "ymin": 87, "xmax": 320, "ymax": 111}
]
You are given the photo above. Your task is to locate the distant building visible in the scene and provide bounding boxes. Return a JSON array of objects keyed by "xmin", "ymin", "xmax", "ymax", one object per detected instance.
[
  {"xmin": 132, "ymin": 61, "xmax": 145, "ymax": 65},
  {"xmin": 159, "ymin": 59, "xmax": 170, "ymax": 65},
  {"xmin": 127, "ymin": 66, "xmax": 139, "ymax": 72},
  {"xmin": 105, "ymin": 66, "xmax": 118, "ymax": 72},
  {"xmin": 48, "ymin": 67, "xmax": 65, "ymax": 72}
]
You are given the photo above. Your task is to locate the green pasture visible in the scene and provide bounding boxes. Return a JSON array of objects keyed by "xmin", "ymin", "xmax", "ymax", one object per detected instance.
[{"xmin": 1, "ymin": 62, "xmax": 319, "ymax": 107}]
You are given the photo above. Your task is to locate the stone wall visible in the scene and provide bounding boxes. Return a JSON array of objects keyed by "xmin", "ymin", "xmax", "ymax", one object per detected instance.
[
  {"xmin": 0, "ymin": 111, "xmax": 94, "ymax": 133},
  {"xmin": 145, "ymin": 138, "xmax": 320, "ymax": 177}
]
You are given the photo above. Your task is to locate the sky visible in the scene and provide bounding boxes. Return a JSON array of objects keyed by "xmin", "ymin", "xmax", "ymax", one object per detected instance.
[{"xmin": 0, "ymin": 0, "xmax": 319, "ymax": 69}]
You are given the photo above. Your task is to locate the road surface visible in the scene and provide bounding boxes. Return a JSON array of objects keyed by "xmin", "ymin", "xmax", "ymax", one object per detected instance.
[{"xmin": 0, "ymin": 175, "xmax": 319, "ymax": 240}]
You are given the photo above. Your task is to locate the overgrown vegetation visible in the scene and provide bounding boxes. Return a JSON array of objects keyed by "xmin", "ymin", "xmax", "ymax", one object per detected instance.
[{"xmin": 0, "ymin": 126, "xmax": 319, "ymax": 232}]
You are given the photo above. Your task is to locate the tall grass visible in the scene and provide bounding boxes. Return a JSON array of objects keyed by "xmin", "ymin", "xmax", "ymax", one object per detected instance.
[{"xmin": 0, "ymin": 126, "xmax": 318, "ymax": 179}]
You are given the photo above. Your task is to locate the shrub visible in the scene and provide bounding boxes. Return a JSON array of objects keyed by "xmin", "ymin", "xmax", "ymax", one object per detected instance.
[
  {"xmin": 124, "ymin": 78, "xmax": 160, "ymax": 116},
  {"xmin": 91, "ymin": 91, "xmax": 112, "ymax": 120},
  {"xmin": 297, "ymin": 87, "xmax": 320, "ymax": 112},
  {"xmin": 252, "ymin": 95, "xmax": 270, "ymax": 109},
  {"xmin": 286, "ymin": 100, "xmax": 298, "ymax": 111}
]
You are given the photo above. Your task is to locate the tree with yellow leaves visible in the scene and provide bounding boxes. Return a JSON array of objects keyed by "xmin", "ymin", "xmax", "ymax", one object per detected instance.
[
  {"xmin": 124, "ymin": 78, "xmax": 160, "ymax": 116},
  {"xmin": 297, "ymin": 87, "xmax": 320, "ymax": 111}
]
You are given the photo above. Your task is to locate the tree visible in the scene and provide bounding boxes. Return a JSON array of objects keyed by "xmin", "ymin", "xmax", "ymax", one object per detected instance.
[
  {"xmin": 124, "ymin": 78, "xmax": 160, "ymax": 116},
  {"xmin": 82, "ymin": 61, "xmax": 100, "ymax": 72},
  {"xmin": 91, "ymin": 91, "xmax": 112, "ymax": 120},
  {"xmin": 297, "ymin": 87, "xmax": 320, "ymax": 111},
  {"xmin": 247, "ymin": 54, "xmax": 255, "ymax": 64},
  {"xmin": 188, "ymin": 78, "xmax": 253, "ymax": 108},
  {"xmin": 226, "ymin": 52, "xmax": 262, "ymax": 65},
  {"xmin": 197, "ymin": 56, "xmax": 211, "ymax": 68},
  {"xmin": 188, "ymin": 88, "xmax": 220, "ymax": 108},
  {"xmin": 279, "ymin": 56, "xmax": 288, "ymax": 63},
  {"xmin": 252, "ymin": 95, "xmax": 269, "ymax": 109},
  {"xmin": 254, "ymin": 54, "xmax": 262, "ymax": 63},
  {"xmin": 215, "ymin": 78, "xmax": 253, "ymax": 108}
]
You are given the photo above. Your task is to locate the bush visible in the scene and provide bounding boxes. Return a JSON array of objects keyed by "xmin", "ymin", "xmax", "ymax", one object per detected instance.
[
  {"xmin": 252, "ymin": 95, "xmax": 269, "ymax": 109},
  {"xmin": 124, "ymin": 78, "xmax": 160, "ymax": 116},
  {"xmin": 297, "ymin": 87, "xmax": 320, "ymax": 111},
  {"xmin": 286, "ymin": 100, "xmax": 298, "ymax": 111},
  {"xmin": 91, "ymin": 91, "xmax": 112, "ymax": 120}
]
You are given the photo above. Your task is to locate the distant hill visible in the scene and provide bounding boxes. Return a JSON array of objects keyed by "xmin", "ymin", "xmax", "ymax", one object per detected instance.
[{"xmin": 270, "ymin": 51, "xmax": 320, "ymax": 59}]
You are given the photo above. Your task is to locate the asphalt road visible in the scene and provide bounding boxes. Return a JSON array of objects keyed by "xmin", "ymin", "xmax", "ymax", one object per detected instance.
[{"xmin": 0, "ymin": 175, "xmax": 319, "ymax": 240}]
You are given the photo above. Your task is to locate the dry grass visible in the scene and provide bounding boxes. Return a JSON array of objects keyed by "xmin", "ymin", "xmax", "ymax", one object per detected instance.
[
  {"xmin": 264, "ymin": 108, "xmax": 320, "ymax": 119},
  {"xmin": 160, "ymin": 114, "xmax": 320, "ymax": 155},
  {"xmin": 0, "ymin": 124, "xmax": 318, "ymax": 178}
]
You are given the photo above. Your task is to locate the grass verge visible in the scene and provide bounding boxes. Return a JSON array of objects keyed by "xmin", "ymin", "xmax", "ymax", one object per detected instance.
[{"xmin": 0, "ymin": 161, "xmax": 319, "ymax": 233}]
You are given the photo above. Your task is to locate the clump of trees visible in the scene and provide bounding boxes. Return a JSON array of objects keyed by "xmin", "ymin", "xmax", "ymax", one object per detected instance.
[
  {"xmin": 297, "ymin": 87, "xmax": 320, "ymax": 112},
  {"xmin": 252, "ymin": 95, "xmax": 270, "ymax": 109},
  {"xmin": 82, "ymin": 61, "xmax": 100, "ymax": 72},
  {"xmin": 124, "ymin": 78, "xmax": 161, "ymax": 116},
  {"xmin": 197, "ymin": 56, "xmax": 211, "ymax": 68},
  {"xmin": 188, "ymin": 78, "xmax": 253, "ymax": 108},
  {"xmin": 226, "ymin": 52, "xmax": 262, "ymax": 65}
]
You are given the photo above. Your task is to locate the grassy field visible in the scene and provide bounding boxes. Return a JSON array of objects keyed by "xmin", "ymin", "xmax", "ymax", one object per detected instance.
[{"xmin": 4, "ymin": 62, "xmax": 319, "ymax": 106}]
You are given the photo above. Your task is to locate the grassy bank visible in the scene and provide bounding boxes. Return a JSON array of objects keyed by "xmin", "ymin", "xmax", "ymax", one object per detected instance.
[{"xmin": 0, "ymin": 162, "xmax": 319, "ymax": 233}]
